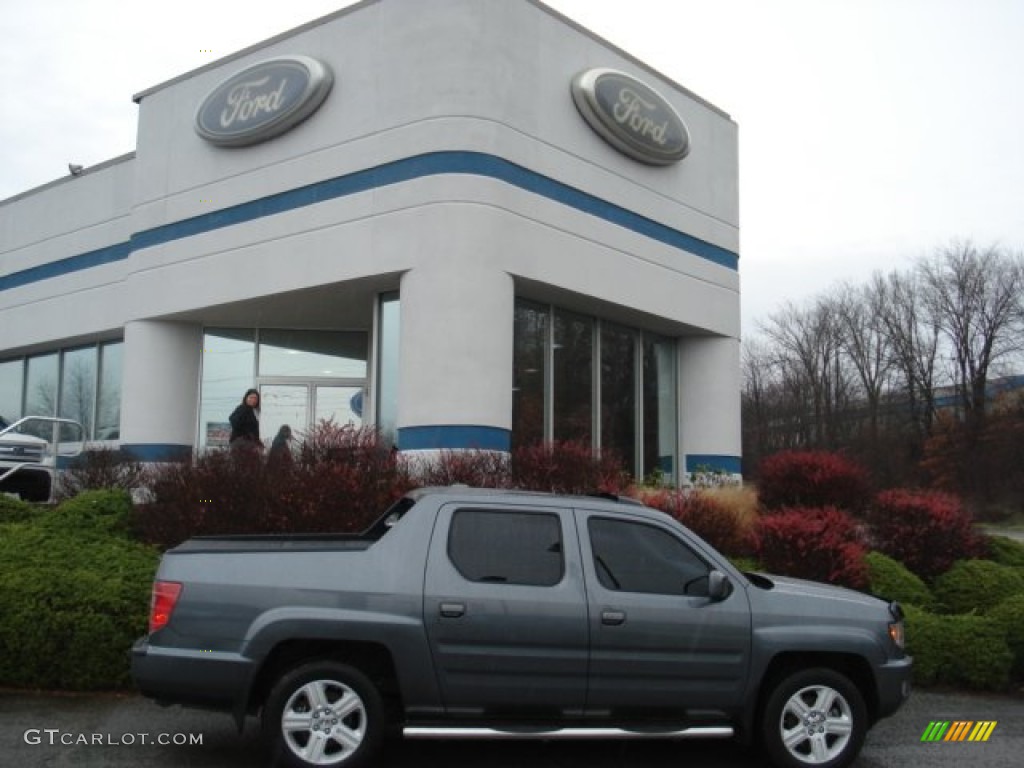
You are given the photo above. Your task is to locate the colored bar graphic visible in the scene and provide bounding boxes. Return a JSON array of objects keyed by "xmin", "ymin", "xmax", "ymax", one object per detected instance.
[
  {"xmin": 968, "ymin": 722, "xmax": 997, "ymax": 742},
  {"xmin": 921, "ymin": 720, "xmax": 997, "ymax": 743},
  {"xmin": 946, "ymin": 721, "xmax": 972, "ymax": 741}
]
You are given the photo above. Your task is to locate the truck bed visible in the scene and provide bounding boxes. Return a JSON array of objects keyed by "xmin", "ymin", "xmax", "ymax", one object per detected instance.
[{"xmin": 169, "ymin": 534, "xmax": 377, "ymax": 554}]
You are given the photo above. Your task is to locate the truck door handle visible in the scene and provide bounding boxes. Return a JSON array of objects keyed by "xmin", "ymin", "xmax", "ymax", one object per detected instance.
[
  {"xmin": 440, "ymin": 602, "xmax": 466, "ymax": 618},
  {"xmin": 601, "ymin": 610, "xmax": 626, "ymax": 626}
]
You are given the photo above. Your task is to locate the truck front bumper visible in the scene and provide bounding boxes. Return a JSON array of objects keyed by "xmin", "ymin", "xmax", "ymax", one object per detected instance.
[{"xmin": 876, "ymin": 654, "xmax": 913, "ymax": 719}]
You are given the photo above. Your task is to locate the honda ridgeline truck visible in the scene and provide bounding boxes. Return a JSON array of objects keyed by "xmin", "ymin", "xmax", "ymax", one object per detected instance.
[{"xmin": 132, "ymin": 487, "xmax": 912, "ymax": 768}]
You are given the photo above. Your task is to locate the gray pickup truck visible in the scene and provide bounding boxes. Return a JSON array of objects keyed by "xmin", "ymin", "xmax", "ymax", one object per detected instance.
[{"xmin": 132, "ymin": 487, "xmax": 911, "ymax": 768}]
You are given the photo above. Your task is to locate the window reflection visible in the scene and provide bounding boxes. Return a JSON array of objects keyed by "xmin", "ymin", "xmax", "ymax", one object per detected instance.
[
  {"xmin": 60, "ymin": 346, "xmax": 97, "ymax": 440},
  {"xmin": 97, "ymin": 342, "xmax": 123, "ymax": 440},
  {"xmin": 199, "ymin": 328, "xmax": 370, "ymax": 450},
  {"xmin": 0, "ymin": 343, "xmax": 123, "ymax": 441},
  {"xmin": 259, "ymin": 330, "xmax": 367, "ymax": 378},
  {"xmin": 643, "ymin": 335, "xmax": 676, "ymax": 483},
  {"xmin": 601, "ymin": 324, "xmax": 636, "ymax": 472},
  {"xmin": 512, "ymin": 300, "xmax": 547, "ymax": 450},
  {"xmin": 18, "ymin": 353, "xmax": 58, "ymax": 439},
  {"xmin": 0, "ymin": 359, "xmax": 23, "ymax": 423},
  {"xmin": 377, "ymin": 294, "xmax": 400, "ymax": 445},
  {"xmin": 512, "ymin": 299, "xmax": 679, "ymax": 482},
  {"xmin": 24, "ymin": 352, "xmax": 59, "ymax": 429},
  {"xmin": 553, "ymin": 310, "xmax": 592, "ymax": 443},
  {"xmin": 199, "ymin": 330, "xmax": 255, "ymax": 450}
]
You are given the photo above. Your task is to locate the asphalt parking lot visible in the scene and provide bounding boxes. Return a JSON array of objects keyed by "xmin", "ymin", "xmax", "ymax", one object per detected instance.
[{"xmin": 2, "ymin": 687, "xmax": 1021, "ymax": 768}]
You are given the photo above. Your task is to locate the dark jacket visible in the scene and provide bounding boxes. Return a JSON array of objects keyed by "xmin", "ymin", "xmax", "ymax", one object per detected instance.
[{"xmin": 229, "ymin": 403, "xmax": 260, "ymax": 444}]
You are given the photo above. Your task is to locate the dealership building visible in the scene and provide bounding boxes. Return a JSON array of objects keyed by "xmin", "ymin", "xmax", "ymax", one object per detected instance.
[{"xmin": 0, "ymin": 0, "xmax": 740, "ymax": 487}]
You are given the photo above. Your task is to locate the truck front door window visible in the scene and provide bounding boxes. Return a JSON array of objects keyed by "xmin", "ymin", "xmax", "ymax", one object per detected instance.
[{"xmin": 588, "ymin": 517, "xmax": 709, "ymax": 596}]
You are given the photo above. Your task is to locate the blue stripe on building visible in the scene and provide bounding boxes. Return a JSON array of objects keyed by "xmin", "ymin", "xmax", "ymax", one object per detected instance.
[
  {"xmin": 397, "ymin": 424, "xmax": 511, "ymax": 452},
  {"xmin": 1, "ymin": 151, "xmax": 738, "ymax": 293}
]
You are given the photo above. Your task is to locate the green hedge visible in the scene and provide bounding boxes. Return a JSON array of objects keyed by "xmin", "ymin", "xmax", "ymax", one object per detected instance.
[
  {"xmin": 986, "ymin": 535, "xmax": 1024, "ymax": 568},
  {"xmin": 904, "ymin": 605, "xmax": 1012, "ymax": 690},
  {"xmin": 932, "ymin": 559, "xmax": 1024, "ymax": 614},
  {"xmin": 0, "ymin": 493, "xmax": 40, "ymax": 523},
  {"xmin": 864, "ymin": 551, "xmax": 935, "ymax": 610},
  {"xmin": 0, "ymin": 490, "xmax": 158, "ymax": 690},
  {"xmin": 986, "ymin": 594, "xmax": 1024, "ymax": 679}
]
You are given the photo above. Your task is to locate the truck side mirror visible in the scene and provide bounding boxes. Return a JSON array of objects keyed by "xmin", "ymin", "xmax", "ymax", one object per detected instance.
[{"xmin": 708, "ymin": 570, "xmax": 731, "ymax": 601}]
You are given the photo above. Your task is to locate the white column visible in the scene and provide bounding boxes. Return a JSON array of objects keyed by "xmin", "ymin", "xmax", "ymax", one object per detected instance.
[
  {"xmin": 678, "ymin": 335, "xmax": 742, "ymax": 479},
  {"xmin": 396, "ymin": 256, "xmax": 514, "ymax": 453},
  {"xmin": 120, "ymin": 320, "xmax": 202, "ymax": 460}
]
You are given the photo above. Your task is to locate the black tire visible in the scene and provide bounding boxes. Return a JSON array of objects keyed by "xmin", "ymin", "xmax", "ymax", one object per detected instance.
[
  {"xmin": 761, "ymin": 667, "xmax": 867, "ymax": 768},
  {"xmin": 263, "ymin": 661, "xmax": 385, "ymax": 768}
]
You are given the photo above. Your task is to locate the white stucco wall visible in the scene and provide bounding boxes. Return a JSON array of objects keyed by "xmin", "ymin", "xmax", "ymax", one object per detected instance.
[{"xmin": 0, "ymin": 0, "xmax": 741, "ymax": 468}]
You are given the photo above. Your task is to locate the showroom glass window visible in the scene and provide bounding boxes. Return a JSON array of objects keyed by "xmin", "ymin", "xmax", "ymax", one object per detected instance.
[
  {"xmin": 601, "ymin": 323, "xmax": 636, "ymax": 470},
  {"xmin": 198, "ymin": 328, "xmax": 370, "ymax": 451},
  {"xmin": 643, "ymin": 335, "xmax": 677, "ymax": 480},
  {"xmin": 258, "ymin": 329, "xmax": 367, "ymax": 378},
  {"xmin": 511, "ymin": 299, "xmax": 678, "ymax": 484},
  {"xmin": 0, "ymin": 341, "xmax": 123, "ymax": 441},
  {"xmin": 97, "ymin": 342, "xmax": 123, "ymax": 440},
  {"xmin": 553, "ymin": 310, "xmax": 593, "ymax": 443},
  {"xmin": 24, "ymin": 353, "xmax": 59, "ymax": 436},
  {"xmin": 199, "ymin": 330, "xmax": 256, "ymax": 451},
  {"xmin": 59, "ymin": 346, "xmax": 97, "ymax": 440},
  {"xmin": 512, "ymin": 300, "xmax": 548, "ymax": 450},
  {"xmin": 377, "ymin": 293, "xmax": 400, "ymax": 446},
  {"xmin": 0, "ymin": 359, "xmax": 23, "ymax": 424}
]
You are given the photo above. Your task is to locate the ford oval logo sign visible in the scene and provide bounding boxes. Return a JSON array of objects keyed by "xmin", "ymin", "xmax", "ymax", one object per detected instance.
[
  {"xmin": 195, "ymin": 56, "xmax": 333, "ymax": 147},
  {"xmin": 571, "ymin": 68, "xmax": 690, "ymax": 165}
]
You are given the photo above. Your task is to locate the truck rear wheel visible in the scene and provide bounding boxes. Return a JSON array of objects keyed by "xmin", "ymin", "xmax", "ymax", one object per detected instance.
[
  {"xmin": 263, "ymin": 661, "xmax": 385, "ymax": 768},
  {"xmin": 761, "ymin": 667, "xmax": 867, "ymax": 768}
]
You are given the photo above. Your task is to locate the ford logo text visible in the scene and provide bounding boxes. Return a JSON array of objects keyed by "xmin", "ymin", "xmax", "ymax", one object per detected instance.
[
  {"xmin": 195, "ymin": 56, "xmax": 333, "ymax": 147},
  {"xmin": 571, "ymin": 68, "xmax": 690, "ymax": 165}
]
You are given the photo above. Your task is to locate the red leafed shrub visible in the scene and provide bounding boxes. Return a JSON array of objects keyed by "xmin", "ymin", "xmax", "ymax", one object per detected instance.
[
  {"xmin": 511, "ymin": 440, "xmax": 629, "ymax": 495},
  {"xmin": 757, "ymin": 450, "xmax": 871, "ymax": 514},
  {"xmin": 133, "ymin": 432, "xmax": 636, "ymax": 548},
  {"xmin": 865, "ymin": 489, "xmax": 988, "ymax": 582},
  {"xmin": 296, "ymin": 422, "xmax": 412, "ymax": 527},
  {"xmin": 640, "ymin": 489, "xmax": 754, "ymax": 557},
  {"xmin": 753, "ymin": 507, "xmax": 869, "ymax": 589},
  {"xmin": 134, "ymin": 422, "xmax": 412, "ymax": 549}
]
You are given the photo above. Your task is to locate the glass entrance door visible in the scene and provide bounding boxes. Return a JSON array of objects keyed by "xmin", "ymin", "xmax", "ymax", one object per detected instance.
[
  {"xmin": 259, "ymin": 381, "xmax": 365, "ymax": 449},
  {"xmin": 260, "ymin": 384, "xmax": 309, "ymax": 450},
  {"xmin": 314, "ymin": 385, "xmax": 364, "ymax": 427}
]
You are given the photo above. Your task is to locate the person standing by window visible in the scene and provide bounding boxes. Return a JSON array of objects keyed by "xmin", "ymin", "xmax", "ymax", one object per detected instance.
[
  {"xmin": 229, "ymin": 388, "xmax": 261, "ymax": 450},
  {"xmin": 268, "ymin": 424, "xmax": 294, "ymax": 466}
]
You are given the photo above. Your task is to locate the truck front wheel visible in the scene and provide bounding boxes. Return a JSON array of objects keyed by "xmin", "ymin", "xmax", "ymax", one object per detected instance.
[
  {"xmin": 263, "ymin": 661, "xmax": 385, "ymax": 768},
  {"xmin": 761, "ymin": 668, "xmax": 867, "ymax": 768}
]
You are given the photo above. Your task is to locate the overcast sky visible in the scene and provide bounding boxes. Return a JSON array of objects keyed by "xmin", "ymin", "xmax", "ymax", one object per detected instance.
[{"xmin": 2, "ymin": 0, "xmax": 1022, "ymax": 334}]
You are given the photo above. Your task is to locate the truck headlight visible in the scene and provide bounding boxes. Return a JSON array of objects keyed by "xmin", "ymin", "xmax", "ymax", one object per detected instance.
[
  {"xmin": 888, "ymin": 601, "xmax": 906, "ymax": 650},
  {"xmin": 888, "ymin": 620, "xmax": 905, "ymax": 650}
]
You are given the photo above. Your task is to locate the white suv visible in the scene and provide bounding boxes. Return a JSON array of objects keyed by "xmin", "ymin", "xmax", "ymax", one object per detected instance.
[{"xmin": 0, "ymin": 416, "xmax": 51, "ymax": 501}]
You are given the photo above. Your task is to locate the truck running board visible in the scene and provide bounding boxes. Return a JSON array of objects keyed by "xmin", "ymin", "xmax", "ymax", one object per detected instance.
[{"xmin": 403, "ymin": 726, "xmax": 734, "ymax": 741}]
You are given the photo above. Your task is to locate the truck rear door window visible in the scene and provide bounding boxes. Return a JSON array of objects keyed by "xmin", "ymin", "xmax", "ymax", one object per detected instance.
[{"xmin": 448, "ymin": 509, "xmax": 564, "ymax": 586}]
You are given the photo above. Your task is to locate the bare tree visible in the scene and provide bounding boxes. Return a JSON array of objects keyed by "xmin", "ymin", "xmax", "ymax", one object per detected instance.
[
  {"xmin": 741, "ymin": 338, "xmax": 778, "ymax": 465},
  {"xmin": 872, "ymin": 269, "xmax": 941, "ymax": 447},
  {"xmin": 759, "ymin": 297, "xmax": 852, "ymax": 448},
  {"xmin": 835, "ymin": 281, "xmax": 895, "ymax": 447},
  {"xmin": 917, "ymin": 242, "xmax": 1024, "ymax": 431}
]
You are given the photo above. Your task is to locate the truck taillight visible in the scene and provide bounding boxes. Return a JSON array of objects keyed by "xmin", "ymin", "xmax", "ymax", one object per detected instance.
[{"xmin": 149, "ymin": 581, "xmax": 182, "ymax": 634}]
